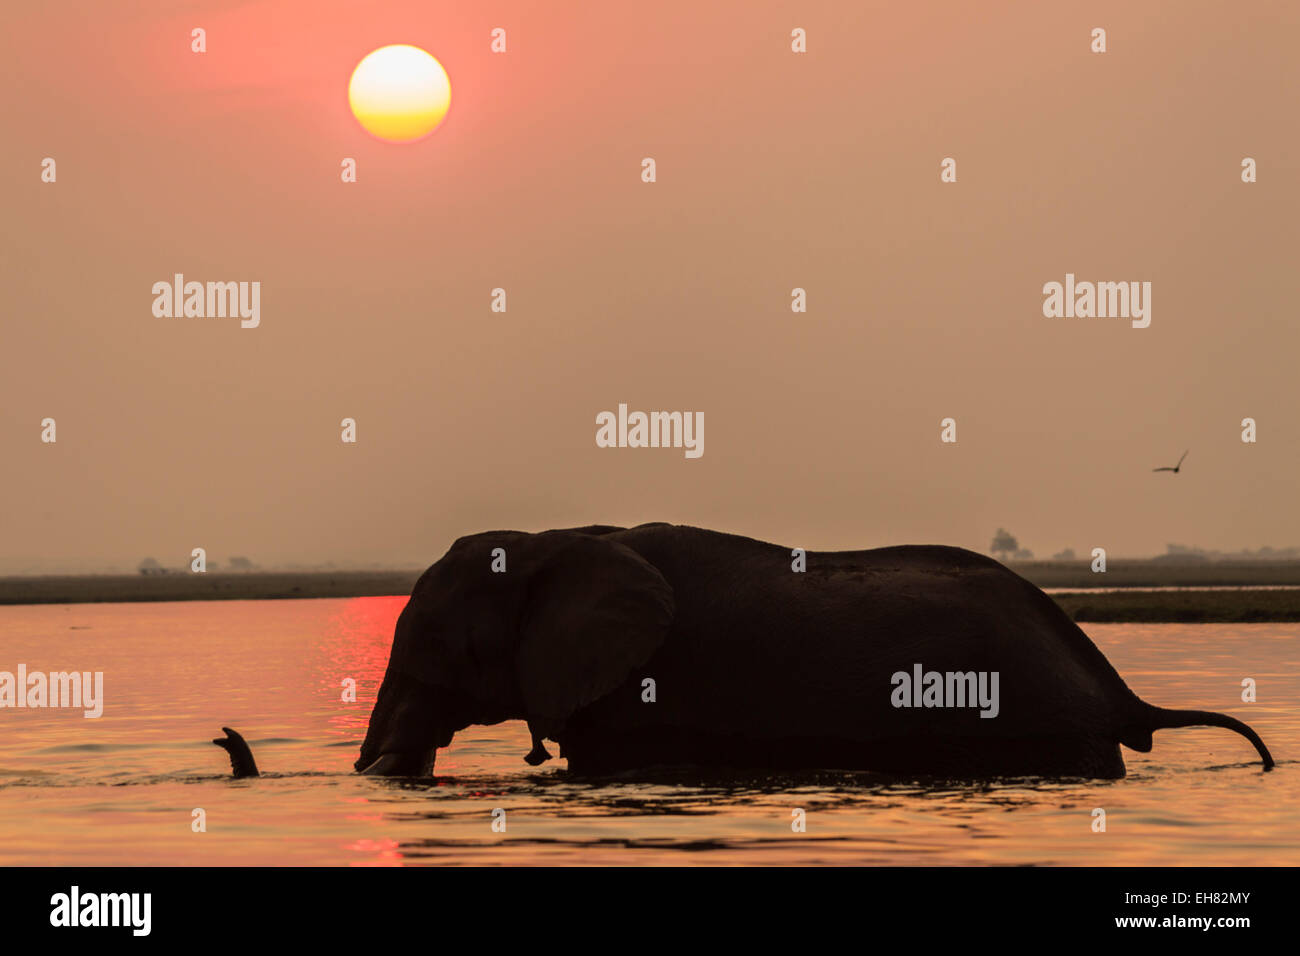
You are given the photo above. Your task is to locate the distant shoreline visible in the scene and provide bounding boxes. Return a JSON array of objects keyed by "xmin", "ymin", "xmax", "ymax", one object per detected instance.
[
  {"xmin": 1046, "ymin": 590, "xmax": 1300, "ymax": 623},
  {"xmin": 1019, "ymin": 559, "xmax": 1300, "ymax": 619},
  {"xmin": 0, "ymin": 571, "xmax": 422, "ymax": 606},
  {"xmin": 4, "ymin": 563, "xmax": 1300, "ymax": 622},
  {"xmin": 1008, "ymin": 559, "xmax": 1300, "ymax": 589}
]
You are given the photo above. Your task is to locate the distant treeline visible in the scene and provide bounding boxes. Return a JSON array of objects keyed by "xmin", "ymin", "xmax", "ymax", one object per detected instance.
[{"xmin": 1158, "ymin": 544, "xmax": 1300, "ymax": 562}]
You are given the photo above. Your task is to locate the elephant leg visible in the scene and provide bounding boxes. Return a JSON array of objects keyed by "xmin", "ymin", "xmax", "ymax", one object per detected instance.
[{"xmin": 524, "ymin": 721, "xmax": 553, "ymax": 766}]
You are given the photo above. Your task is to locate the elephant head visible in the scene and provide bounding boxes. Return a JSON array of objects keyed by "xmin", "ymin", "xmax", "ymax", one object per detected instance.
[{"xmin": 355, "ymin": 529, "xmax": 675, "ymax": 775}]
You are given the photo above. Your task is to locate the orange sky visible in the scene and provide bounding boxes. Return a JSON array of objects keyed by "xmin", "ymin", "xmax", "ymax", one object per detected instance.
[{"xmin": 2, "ymin": 1, "xmax": 1298, "ymax": 573}]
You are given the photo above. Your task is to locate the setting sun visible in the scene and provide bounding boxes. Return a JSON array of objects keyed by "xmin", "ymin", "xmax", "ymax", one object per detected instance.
[{"xmin": 348, "ymin": 44, "xmax": 451, "ymax": 143}]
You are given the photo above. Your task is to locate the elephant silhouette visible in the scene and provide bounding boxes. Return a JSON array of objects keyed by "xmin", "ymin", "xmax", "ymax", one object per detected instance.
[{"xmin": 343, "ymin": 523, "xmax": 1273, "ymax": 780}]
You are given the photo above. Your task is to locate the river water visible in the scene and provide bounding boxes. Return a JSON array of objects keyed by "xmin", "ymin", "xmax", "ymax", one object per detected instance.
[{"xmin": 0, "ymin": 598, "xmax": 1293, "ymax": 865}]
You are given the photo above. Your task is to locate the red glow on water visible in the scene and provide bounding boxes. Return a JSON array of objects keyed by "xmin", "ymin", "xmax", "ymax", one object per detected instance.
[{"xmin": 319, "ymin": 596, "xmax": 409, "ymax": 738}]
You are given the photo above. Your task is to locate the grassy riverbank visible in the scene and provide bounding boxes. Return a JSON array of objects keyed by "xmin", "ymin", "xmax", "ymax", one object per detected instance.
[
  {"xmin": 0, "ymin": 571, "xmax": 422, "ymax": 606},
  {"xmin": 4, "ymin": 561, "xmax": 1300, "ymax": 622},
  {"xmin": 1048, "ymin": 588, "xmax": 1300, "ymax": 623}
]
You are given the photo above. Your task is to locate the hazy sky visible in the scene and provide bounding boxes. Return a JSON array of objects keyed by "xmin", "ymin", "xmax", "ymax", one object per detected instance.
[{"xmin": 3, "ymin": 1, "xmax": 1297, "ymax": 573}]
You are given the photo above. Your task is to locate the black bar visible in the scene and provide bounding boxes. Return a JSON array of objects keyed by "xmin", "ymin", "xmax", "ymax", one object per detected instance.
[{"xmin": 1, "ymin": 866, "xmax": 1286, "ymax": 941}]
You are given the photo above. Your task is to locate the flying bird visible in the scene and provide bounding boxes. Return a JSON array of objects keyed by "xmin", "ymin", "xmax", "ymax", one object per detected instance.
[{"xmin": 1153, "ymin": 450, "xmax": 1189, "ymax": 474}]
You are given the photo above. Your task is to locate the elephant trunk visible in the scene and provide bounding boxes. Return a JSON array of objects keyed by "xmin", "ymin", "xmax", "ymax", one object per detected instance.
[
  {"xmin": 355, "ymin": 670, "xmax": 450, "ymax": 775},
  {"xmin": 359, "ymin": 750, "xmax": 433, "ymax": 775}
]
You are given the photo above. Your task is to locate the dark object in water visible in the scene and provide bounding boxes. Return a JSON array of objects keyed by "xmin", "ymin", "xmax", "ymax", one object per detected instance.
[
  {"xmin": 354, "ymin": 524, "xmax": 1275, "ymax": 779},
  {"xmin": 213, "ymin": 726, "xmax": 259, "ymax": 778}
]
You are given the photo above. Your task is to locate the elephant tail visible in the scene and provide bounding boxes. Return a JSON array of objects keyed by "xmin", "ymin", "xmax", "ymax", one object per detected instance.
[{"xmin": 1145, "ymin": 705, "xmax": 1274, "ymax": 770}]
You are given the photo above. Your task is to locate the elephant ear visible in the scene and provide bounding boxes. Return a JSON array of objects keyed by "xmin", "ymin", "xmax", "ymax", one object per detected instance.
[{"xmin": 515, "ymin": 533, "xmax": 675, "ymax": 729}]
